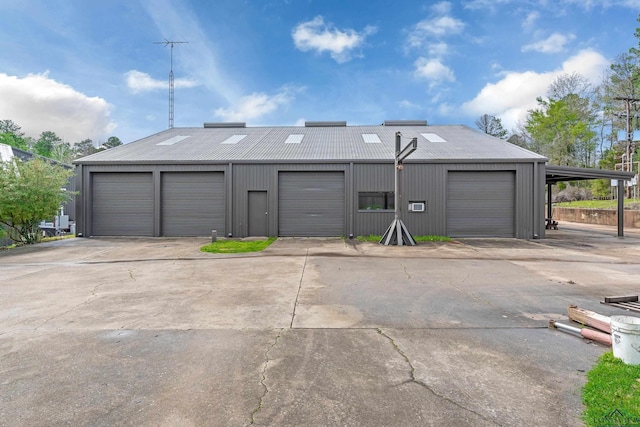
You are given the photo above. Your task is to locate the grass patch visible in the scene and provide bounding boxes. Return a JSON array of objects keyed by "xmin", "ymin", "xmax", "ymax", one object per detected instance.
[
  {"xmin": 414, "ymin": 235, "xmax": 452, "ymax": 242},
  {"xmin": 554, "ymin": 199, "xmax": 640, "ymax": 209},
  {"xmin": 356, "ymin": 234, "xmax": 451, "ymax": 243},
  {"xmin": 357, "ymin": 235, "xmax": 382, "ymax": 242},
  {"xmin": 582, "ymin": 351, "xmax": 640, "ymax": 426},
  {"xmin": 42, "ymin": 234, "xmax": 75, "ymax": 242},
  {"xmin": 200, "ymin": 237, "xmax": 276, "ymax": 254}
]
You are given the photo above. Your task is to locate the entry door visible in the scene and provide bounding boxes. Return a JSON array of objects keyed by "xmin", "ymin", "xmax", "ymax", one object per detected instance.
[{"xmin": 248, "ymin": 191, "xmax": 268, "ymax": 236}]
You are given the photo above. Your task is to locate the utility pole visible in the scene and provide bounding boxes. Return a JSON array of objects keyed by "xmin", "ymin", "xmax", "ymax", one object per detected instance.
[
  {"xmin": 154, "ymin": 39, "xmax": 188, "ymax": 128},
  {"xmin": 614, "ymin": 97, "xmax": 640, "ymax": 198}
]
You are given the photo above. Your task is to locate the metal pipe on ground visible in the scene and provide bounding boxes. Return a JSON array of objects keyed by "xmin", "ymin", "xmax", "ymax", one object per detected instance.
[{"xmin": 549, "ymin": 320, "xmax": 612, "ymax": 346}]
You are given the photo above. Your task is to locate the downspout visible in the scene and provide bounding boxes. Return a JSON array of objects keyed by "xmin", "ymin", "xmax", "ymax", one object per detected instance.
[
  {"xmin": 228, "ymin": 162, "xmax": 233, "ymax": 237},
  {"xmin": 349, "ymin": 162, "xmax": 354, "ymax": 238}
]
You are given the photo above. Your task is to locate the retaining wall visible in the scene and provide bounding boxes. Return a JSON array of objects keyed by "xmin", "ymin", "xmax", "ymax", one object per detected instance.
[{"xmin": 551, "ymin": 207, "xmax": 640, "ymax": 228}]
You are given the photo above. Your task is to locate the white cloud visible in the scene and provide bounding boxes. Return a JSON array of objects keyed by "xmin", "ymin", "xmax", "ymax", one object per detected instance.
[
  {"xmin": 292, "ymin": 16, "xmax": 377, "ymax": 63},
  {"xmin": 405, "ymin": 2, "xmax": 463, "ymax": 90},
  {"xmin": 214, "ymin": 86, "xmax": 303, "ymax": 122},
  {"xmin": 460, "ymin": 49, "xmax": 609, "ymax": 130},
  {"xmin": 431, "ymin": 1, "xmax": 453, "ymax": 15},
  {"xmin": 419, "ymin": 16, "xmax": 465, "ymax": 37},
  {"xmin": 427, "ymin": 42, "xmax": 450, "ymax": 57},
  {"xmin": 521, "ymin": 11, "xmax": 540, "ymax": 31},
  {"xmin": 522, "ymin": 33, "xmax": 575, "ymax": 53},
  {"xmin": 563, "ymin": 0, "xmax": 640, "ymax": 10},
  {"xmin": 0, "ymin": 72, "xmax": 115, "ymax": 141},
  {"xmin": 463, "ymin": 0, "xmax": 513, "ymax": 10},
  {"xmin": 413, "ymin": 57, "xmax": 455, "ymax": 86},
  {"xmin": 399, "ymin": 99, "xmax": 421, "ymax": 109},
  {"xmin": 125, "ymin": 70, "xmax": 199, "ymax": 94},
  {"xmin": 407, "ymin": 15, "xmax": 464, "ymax": 49}
]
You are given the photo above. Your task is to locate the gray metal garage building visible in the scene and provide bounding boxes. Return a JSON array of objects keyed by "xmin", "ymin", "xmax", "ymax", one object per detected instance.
[{"xmin": 74, "ymin": 121, "xmax": 549, "ymax": 239}]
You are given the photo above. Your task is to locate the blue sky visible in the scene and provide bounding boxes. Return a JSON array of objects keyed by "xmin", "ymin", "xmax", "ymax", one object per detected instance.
[{"xmin": 0, "ymin": 0, "xmax": 639, "ymax": 144}]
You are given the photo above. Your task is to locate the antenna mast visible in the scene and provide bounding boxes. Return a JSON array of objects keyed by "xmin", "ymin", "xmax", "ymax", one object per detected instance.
[{"xmin": 154, "ymin": 38, "xmax": 188, "ymax": 128}]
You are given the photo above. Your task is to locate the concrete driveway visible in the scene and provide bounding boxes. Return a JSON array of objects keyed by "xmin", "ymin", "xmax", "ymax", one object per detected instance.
[{"xmin": 2, "ymin": 224, "xmax": 640, "ymax": 426}]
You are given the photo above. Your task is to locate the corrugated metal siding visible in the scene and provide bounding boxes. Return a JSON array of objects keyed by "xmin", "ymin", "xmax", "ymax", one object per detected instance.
[
  {"xmin": 401, "ymin": 163, "xmax": 445, "ymax": 237},
  {"xmin": 352, "ymin": 163, "xmax": 395, "ymax": 236},
  {"xmin": 278, "ymin": 172, "xmax": 345, "ymax": 236},
  {"xmin": 92, "ymin": 173, "xmax": 153, "ymax": 236},
  {"xmin": 161, "ymin": 172, "xmax": 225, "ymax": 236},
  {"xmin": 232, "ymin": 163, "xmax": 348, "ymax": 237},
  {"xmin": 447, "ymin": 171, "xmax": 515, "ymax": 237}
]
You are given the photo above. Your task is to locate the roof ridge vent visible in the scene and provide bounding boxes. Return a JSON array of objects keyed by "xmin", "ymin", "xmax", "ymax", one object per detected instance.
[
  {"xmin": 383, "ymin": 120, "xmax": 428, "ymax": 126},
  {"xmin": 304, "ymin": 121, "xmax": 347, "ymax": 127},
  {"xmin": 204, "ymin": 122, "xmax": 246, "ymax": 128}
]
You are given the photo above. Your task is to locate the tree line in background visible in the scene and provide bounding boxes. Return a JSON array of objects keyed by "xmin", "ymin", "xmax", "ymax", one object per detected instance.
[
  {"xmin": 476, "ymin": 16, "xmax": 640, "ymax": 200},
  {"xmin": 0, "ymin": 119, "xmax": 122, "ymax": 164}
]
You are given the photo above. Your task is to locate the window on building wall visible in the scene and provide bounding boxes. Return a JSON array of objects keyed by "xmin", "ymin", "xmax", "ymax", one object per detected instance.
[{"xmin": 358, "ymin": 192, "xmax": 395, "ymax": 210}]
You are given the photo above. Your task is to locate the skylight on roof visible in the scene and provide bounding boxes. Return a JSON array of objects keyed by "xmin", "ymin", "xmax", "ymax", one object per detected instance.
[
  {"xmin": 421, "ymin": 133, "xmax": 447, "ymax": 143},
  {"xmin": 221, "ymin": 134, "xmax": 248, "ymax": 144},
  {"xmin": 157, "ymin": 135, "xmax": 190, "ymax": 146},
  {"xmin": 284, "ymin": 134, "xmax": 304, "ymax": 144},
  {"xmin": 362, "ymin": 133, "xmax": 381, "ymax": 143}
]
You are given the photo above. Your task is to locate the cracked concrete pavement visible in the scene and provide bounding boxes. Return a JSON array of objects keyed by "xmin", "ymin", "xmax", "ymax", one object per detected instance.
[{"xmin": 1, "ymin": 223, "xmax": 640, "ymax": 426}]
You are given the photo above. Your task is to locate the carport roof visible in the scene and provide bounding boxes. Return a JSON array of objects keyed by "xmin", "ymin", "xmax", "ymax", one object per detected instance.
[
  {"xmin": 545, "ymin": 165, "xmax": 635, "ymax": 184},
  {"xmin": 74, "ymin": 124, "xmax": 547, "ymax": 164}
]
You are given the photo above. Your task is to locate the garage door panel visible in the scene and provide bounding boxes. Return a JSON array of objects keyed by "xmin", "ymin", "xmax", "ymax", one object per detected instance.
[
  {"xmin": 162, "ymin": 172, "xmax": 225, "ymax": 237},
  {"xmin": 279, "ymin": 172, "xmax": 345, "ymax": 237},
  {"xmin": 92, "ymin": 173, "xmax": 153, "ymax": 236},
  {"xmin": 447, "ymin": 171, "xmax": 515, "ymax": 238}
]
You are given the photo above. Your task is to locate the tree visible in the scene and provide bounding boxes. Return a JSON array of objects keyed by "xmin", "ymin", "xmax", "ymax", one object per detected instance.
[
  {"xmin": 0, "ymin": 119, "xmax": 29, "ymax": 151},
  {"xmin": 0, "ymin": 158, "xmax": 74, "ymax": 244},
  {"xmin": 33, "ymin": 131, "xmax": 62, "ymax": 158},
  {"xmin": 526, "ymin": 96, "xmax": 596, "ymax": 166},
  {"xmin": 475, "ymin": 114, "xmax": 508, "ymax": 139},
  {"xmin": 525, "ymin": 73, "xmax": 598, "ymax": 167},
  {"xmin": 0, "ymin": 119, "xmax": 23, "ymax": 136},
  {"xmin": 74, "ymin": 139, "xmax": 100, "ymax": 158},
  {"xmin": 102, "ymin": 136, "xmax": 122, "ymax": 149},
  {"xmin": 50, "ymin": 142, "xmax": 76, "ymax": 164}
]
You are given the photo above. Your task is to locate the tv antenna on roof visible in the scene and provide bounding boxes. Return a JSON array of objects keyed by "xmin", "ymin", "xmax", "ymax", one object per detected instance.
[{"xmin": 154, "ymin": 38, "xmax": 188, "ymax": 128}]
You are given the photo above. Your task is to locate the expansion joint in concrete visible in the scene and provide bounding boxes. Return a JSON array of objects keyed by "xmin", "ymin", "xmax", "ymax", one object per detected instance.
[
  {"xmin": 289, "ymin": 249, "xmax": 308, "ymax": 328},
  {"xmin": 375, "ymin": 328, "xmax": 500, "ymax": 426},
  {"xmin": 249, "ymin": 328, "xmax": 284, "ymax": 425}
]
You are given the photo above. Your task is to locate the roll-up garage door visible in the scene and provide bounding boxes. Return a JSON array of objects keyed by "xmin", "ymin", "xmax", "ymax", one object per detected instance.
[
  {"xmin": 279, "ymin": 172, "xmax": 345, "ymax": 236},
  {"xmin": 161, "ymin": 172, "xmax": 225, "ymax": 236},
  {"xmin": 447, "ymin": 171, "xmax": 515, "ymax": 238},
  {"xmin": 92, "ymin": 173, "xmax": 153, "ymax": 236}
]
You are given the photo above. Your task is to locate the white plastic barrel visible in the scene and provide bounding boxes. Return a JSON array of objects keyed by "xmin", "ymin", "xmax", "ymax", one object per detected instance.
[{"xmin": 611, "ymin": 315, "xmax": 640, "ymax": 365}]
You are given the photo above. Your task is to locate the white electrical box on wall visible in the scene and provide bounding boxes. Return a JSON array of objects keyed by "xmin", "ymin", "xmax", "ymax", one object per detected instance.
[{"xmin": 409, "ymin": 202, "xmax": 426, "ymax": 212}]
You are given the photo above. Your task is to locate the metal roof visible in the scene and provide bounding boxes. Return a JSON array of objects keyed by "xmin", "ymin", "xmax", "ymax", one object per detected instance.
[
  {"xmin": 74, "ymin": 124, "xmax": 548, "ymax": 164},
  {"xmin": 545, "ymin": 165, "xmax": 635, "ymax": 184}
]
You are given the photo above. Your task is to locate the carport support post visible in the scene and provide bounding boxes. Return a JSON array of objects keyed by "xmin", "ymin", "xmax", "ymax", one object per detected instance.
[
  {"xmin": 618, "ymin": 180, "xmax": 625, "ymax": 237},
  {"xmin": 547, "ymin": 183, "xmax": 552, "ymax": 220}
]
